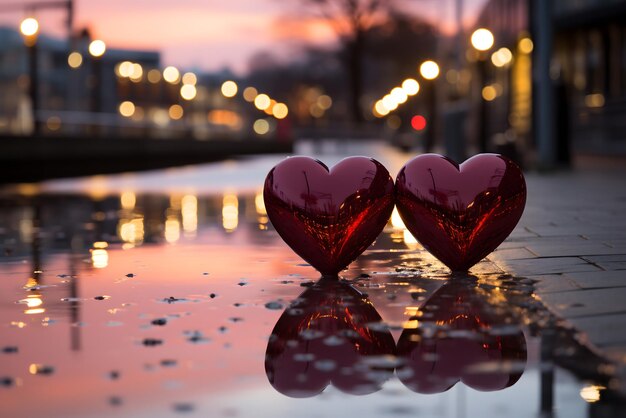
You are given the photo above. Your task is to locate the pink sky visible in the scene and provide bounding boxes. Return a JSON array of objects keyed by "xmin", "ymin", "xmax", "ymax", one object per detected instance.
[{"xmin": 0, "ymin": 0, "xmax": 487, "ymax": 74}]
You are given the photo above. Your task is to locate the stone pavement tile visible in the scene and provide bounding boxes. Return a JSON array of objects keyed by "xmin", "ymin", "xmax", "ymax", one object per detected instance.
[
  {"xmin": 508, "ymin": 228, "xmax": 540, "ymax": 239},
  {"xmin": 525, "ymin": 225, "xmax": 603, "ymax": 237},
  {"xmin": 530, "ymin": 274, "xmax": 581, "ymax": 293},
  {"xmin": 562, "ymin": 271, "xmax": 626, "ymax": 289},
  {"xmin": 495, "ymin": 256, "xmax": 601, "ymax": 276},
  {"xmin": 567, "ymin": 314, "xmax": 626, "ymax": 347},
  {"xmin": 469, "ymin": 260, "xmax": 503, "ymax": 276},
  {"xmin": 525, "ymin": 242, "xmax": 624, "ymax": 257},
  {"xmin": 538, "ymin": 287, "xmax": 626, "ymax": 319},
  {"xmin": 582, "ymin": 255, "xmax": 626, "ymax": 271},
  {"xmin": 489, "ymin": 247, "xmax": 537, "ymax": 261}
]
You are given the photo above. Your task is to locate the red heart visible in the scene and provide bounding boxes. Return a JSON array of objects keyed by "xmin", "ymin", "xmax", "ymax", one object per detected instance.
[
  {"xmin": 396, "ymin": 154, "xmax": 526, "ymax": 272},
  {"xmin": 264, "ymin": 156, "xmax": 394, "ymax": 277},
  {"xmin": 265, "ymin": 279, "xmax": 396, "ymax": 397},
  {"xmin": 396, "ymin": 279, "xmax": 527, "ymax": 394}
]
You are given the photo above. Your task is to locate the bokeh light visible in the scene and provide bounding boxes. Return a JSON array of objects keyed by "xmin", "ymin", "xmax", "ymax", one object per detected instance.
[
  {"xmin": 471, "ymin": 28, "xmax": 495, "ymax": 51},
  {"xmin": 180, "ymin": 84, "xmax": 197, "ymax": 101},
  {"xmin": 182, "ymin": 72, "xmax": 197, "ymax": 85},
  {"xmin": 168, "ymin": 104, "xmax": 184, "ymax": 120},
  {"xmin": 67, "ymin": 52, "xmax": 82, "ymax": 69},
  {"xmin": 129, "ymin": 63, "xmax": 143, "ymax": 82},
  {"xmin": 119, "ymin": 101, "xmax": 135, "ymax": 117},
  {"xmin": 390, "ymin": 87, "xmax": 408, "ymax": 104},
  {"xmin": 317, "ymin": 95, "xmax": 332, "ymax": 110},
  {"xmin": 163, "ymin": 66, "xmax": 180, "ymax": 84},
  {"xmin": 272, "ymin": 103, "xmax": 289, "ymax": 119},
  {"xmin": 382, "ymin": 94, "xmax": 398, "ymax": 112},
  {"xmin": 374, "ymin": 100, "xmax": 389, "ymax": 117},
  {"xmin": 221, "ymin": 80, "xmax": 238, "ymax": 98},
  {"xmin": 482, "ymin": 85, "xmax": 498, "ymax": 101},
  {"xmin": 402, "ymin": 78, "xmax": 420, "ymax": 96},
  {"xmin": 88, "ymin": 40, "xmax": 106, "ymax": 58},
  {"xmin": 254, "ymin": 94, "xmax": 271, "ymax": 110},
  {"xmin": 411, "ymin": 115, "xmax": 427, "ymax": 131},
  {"xmin": 20, "ymin": 18, "xmax": 39, "ymax": 37},
  {"xmin": 491, "ymin": 47, "xmax": 513, "ymax": 67},
  {"xmin": 243, "ymin": 87, "xmax": 258, "ymax": 102},
  {"xmin": 147, "ymin": 69, "xmax": 162, "ymax": 83},
  {"xmin": 519, "ymin": 37, "xmax": 534, "ymax": 54},
  {"xmin": 253, "ymin": 119, "xmax": 270, "ymax": 135},
  {"xmin": 419, "ymin": 60, "xmax": 440, "ymax": 80}
]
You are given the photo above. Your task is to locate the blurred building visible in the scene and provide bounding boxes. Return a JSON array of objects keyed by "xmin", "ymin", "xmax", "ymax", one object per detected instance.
[
  {"xmin": 0, "ymin": 26, "xmax": 160, "ymax": 136},
  {"xmin": 469, "ymin": 0, "xmax": 626, "ymax": 165}
]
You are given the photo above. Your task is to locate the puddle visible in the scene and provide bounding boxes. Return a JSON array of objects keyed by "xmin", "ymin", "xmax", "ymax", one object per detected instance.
[{"xmin": 0, "ymin": 190, "xmax": 621, "ymax": 418}]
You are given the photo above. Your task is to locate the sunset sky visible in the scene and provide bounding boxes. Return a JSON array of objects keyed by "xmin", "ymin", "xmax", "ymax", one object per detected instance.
[{"xmin": 0, "ymin": 0, "xmax": 487, "ymax": 74}]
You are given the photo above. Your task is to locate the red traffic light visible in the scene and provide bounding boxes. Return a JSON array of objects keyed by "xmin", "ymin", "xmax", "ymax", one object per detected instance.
[{"xmin": 411, "ymin": 115, "xmax": 427, "ymax": 131}]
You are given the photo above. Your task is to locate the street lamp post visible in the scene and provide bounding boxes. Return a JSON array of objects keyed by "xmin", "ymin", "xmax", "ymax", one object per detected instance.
[
  {"xmin": 471, "ymin": 28, "xmax": 495, "ymax": 153},
  {"xmin": 20, "ymin": 17, "xmax": 40, "ymax": 136}
]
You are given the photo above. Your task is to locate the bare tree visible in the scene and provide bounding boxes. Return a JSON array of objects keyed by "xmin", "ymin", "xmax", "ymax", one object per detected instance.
[{"xmin": 302, "ymin": 0, "xmax": 393, "ymax": 123}]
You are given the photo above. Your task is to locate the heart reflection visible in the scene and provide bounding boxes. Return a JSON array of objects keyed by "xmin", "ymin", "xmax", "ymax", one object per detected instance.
[
  {"xmin": 265, "ymin": 279, "xmax": 396, "ymax": 398},
  {"xmin": 396, "ymin": 277, "xmax": 527, "ymax": 394}
]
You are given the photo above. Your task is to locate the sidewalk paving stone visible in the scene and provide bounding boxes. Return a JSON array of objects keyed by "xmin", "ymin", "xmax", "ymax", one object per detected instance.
[{"xmin": 492, "ymin": 169, "xmax": 626, "ymax": 366}]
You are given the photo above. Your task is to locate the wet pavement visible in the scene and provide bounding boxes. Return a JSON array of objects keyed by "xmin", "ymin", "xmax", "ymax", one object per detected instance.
[{"xmin": 1, "ymin": 141, "xmax": 624, "ymax": 417}]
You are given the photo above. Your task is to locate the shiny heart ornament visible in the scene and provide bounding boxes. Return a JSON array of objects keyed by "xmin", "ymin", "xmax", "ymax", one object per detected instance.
[
  {"xmin": 264, "ymin": 156, "xmax": 394, "ymax": 277},
  {"xmin": 265, "ymin": 279, "xmax": 396, "ymax": 397},
  {"xmin": 396, "ymin": 154, "xmax": 526, "ymax": 272}
]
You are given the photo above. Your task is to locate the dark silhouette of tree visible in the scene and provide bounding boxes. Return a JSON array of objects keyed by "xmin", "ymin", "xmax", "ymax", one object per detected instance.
[{"xmin": 302, "ymin": 0, "xmax": 393, "ymax": 123}]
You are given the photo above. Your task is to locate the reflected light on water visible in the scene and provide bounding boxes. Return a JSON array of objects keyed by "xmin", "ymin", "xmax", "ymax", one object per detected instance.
[
  {"xmin": 91, "ymin": 249, "xmax": 109, "ymax": 269},
  {"xmin": 403, "ymin": 229, "xmax": 418, "ymax": 246},
  {"xmin": 182, "ymin": 195, "xmax": 198, "ymax": 236},
  {"xmin": 18, "ymin": 296, "xmax": 43, "ymax": 308},
  {"xmin": 165, "ymin": 217, "xmax": 181, "ymax": 243},
  {"xmin": 255, "ymin": 192, "xmax": 266, "ymax": 216},
  {"xmin": 222, "ymin": 193, "xmax": 239, "ymax": 232},
  {"xmin": 24, "ymin": 308, "xmax": 45, "ymax": 315},
  {"xmin": 119, "ymin": 218, "xmax": 144, "ymax": 245},
  {"xmin": 390, "ymin": 207, "xmax": 406, "ymax": 229},
  {"xmin": 580, "ymin": 385, "xmax": 605, "ymax": 403}
]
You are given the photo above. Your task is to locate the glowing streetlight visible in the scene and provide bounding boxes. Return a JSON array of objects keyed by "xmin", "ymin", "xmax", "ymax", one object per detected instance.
[
  {"xmin": 20, "ymin": 17, "xmax": 39, "ymax": 38},
  {"xmin": 471, "ymin": 28, "xmax": 494, "ymax": 51},
  {"xmin": 491, "ymin": 47, "xmax": 513, "ymax": 67},
  {"xmin": 254, "ymin": 94, "xmax": 271, "ymax": 110},
  {"xmin": 163, "ymin": 66, "xmax": 180, "ymax": 84},
  {"xmin": 180, "ymin": 84, "xmax": 197, "ymax": 100},
  {"xmin": 420, "ymin": 60, "xmax": 440, "ymax": 80},
  {"xmin": 221, "ymin": 80, "xmax": 238, "ymax": 98},
  {"xmin": 88, "ymin": 40, "xmax": 106, "ymax": 58},
  {"xmin": 67, "ymin": 51, "xmax": 83, "ymax": 69},
  {"xmin": 402, "ymin": 78, "xmax": 420, "ymax": 96}
]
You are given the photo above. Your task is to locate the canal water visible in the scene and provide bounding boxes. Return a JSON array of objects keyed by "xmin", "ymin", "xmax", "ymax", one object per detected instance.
[{"xmin": 0, "ymin": 142, "xmax": 607, "ymax": 417}]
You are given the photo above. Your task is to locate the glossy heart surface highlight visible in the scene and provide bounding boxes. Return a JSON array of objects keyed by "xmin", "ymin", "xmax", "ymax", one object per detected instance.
[
  {"xmin": 265, "ymin": 279, "xmax": 396, "ymax": 397},
  {"xmin": 264, "ymin": 156, "xmax": 394, "ymax": 276},
  {"xmin": 396, "ymin": 154, "xmax": 526, "ymax": 272},
  {"xmin": 396, "ymin": 278, "xmax": 527, "ymax": 394}
]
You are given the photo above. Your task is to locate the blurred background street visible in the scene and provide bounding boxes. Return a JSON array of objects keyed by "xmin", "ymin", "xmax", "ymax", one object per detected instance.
[{"xmin": 0, "ymin": 0, "xmax": 625, "ymax": 179}]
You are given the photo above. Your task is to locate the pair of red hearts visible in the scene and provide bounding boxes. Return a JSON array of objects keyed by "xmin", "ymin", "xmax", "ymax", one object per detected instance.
[{"xmin": 263, "ymin": 154, "xmax": 526, "ymax": 275}]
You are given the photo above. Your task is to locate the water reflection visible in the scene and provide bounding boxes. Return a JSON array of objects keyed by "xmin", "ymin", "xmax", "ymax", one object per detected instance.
[
  {"xmin": 266, "ymin": 276, "xmax": 527, "ymax": 398},
  {"xmin": 396, "ymin": 276, "xmax": 527, "ymax": 394},
  {"xmin": 265, "ymin": 278, "xmax": 396, "ymax": 397}
]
